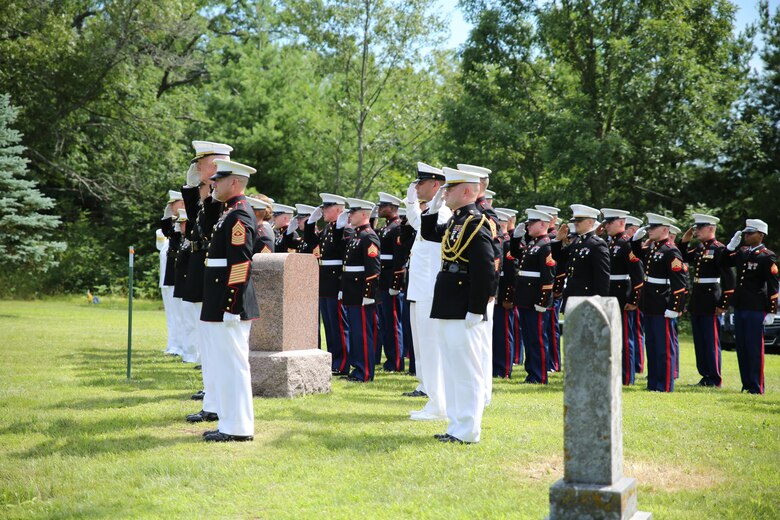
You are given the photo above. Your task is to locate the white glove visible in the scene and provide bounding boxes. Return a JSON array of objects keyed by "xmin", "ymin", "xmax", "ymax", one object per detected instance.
[
  {"xmin": 388, "ymin": 289, "xmax": 400, "ymax": 296},
  {"xmin": 534, "ymin": 305, "xmax": 547, "ymax": 313},
  {"xmin": 513, "ymin": 222, "xmax": 526, "ymax": 238},
  {"xmin": 632, "ymin": 226, "xmax": 648, "ymax": 242},
  {"xmin": 336, "ymin": 211, "xmax": 350, "ymax": 229},
  {"xmin": 764, "ymin": 314, "xmax": 775, "ymax": 326},
  {"xmin": 307, "ymin": 206, "xmax": 323, "ymax": 224},
  {"xmin": 362, "ymin": 298, "xmax": 375, "ymax": 306},
  {"xmin": 370, "ymin": 206, "xmax": 379, "ymax": 219},
  {"xmin": 185, "ymin": 163, "xmax": 200, "ymax": 187},
  {"xmin": 337, "ymin": 291, "xmax": 343, "ymax": 300},
  {"xmin": 727, "ymin": 230, "xmax": 742, "ymax": 251},
  {"xmin": 406, "ymin": 182, "xmax": 418, "ymax": 204},
  {"xmin": 664, "ymin": 309, "xmax": 679, "ymax": 319},
  {"xmin": 223, "ymin": 312, "xmax": 241, "ymax": 327},
  {"xmin": 465, "ymin": 312, "xmax": 483, "ymax": 329},
  {"xmin": 286, "ymin": 218, "xmax": 299, "ymax": 235},
  {"xmin": 163, "ymin": 204, "xmax": 174, "ymax": 219},
  {"xmin": 428, "ymin": 187, "xmax": 445, "ymax": 214}
]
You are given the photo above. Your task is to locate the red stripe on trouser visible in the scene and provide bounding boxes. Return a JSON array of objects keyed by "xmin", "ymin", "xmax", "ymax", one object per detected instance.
[
  {"xmin": 636, "ymin": 311, "xmax": 644, "ymax": 371},
  {"xmin": 514, "ymin": 308, "xmax": 520, "ymax": 364},
  {"xmin": 664, "ymin": 319, "xmax": 671, "ymax": 392},
  {"xmin": 504, "ymin": 310, "xmax": 511, "ymax": 377},
  {"xmin": 538, "ymin": 312, "xmax": 546, "ymax": 383},
  {"xmin": 551, "ymin": 311, "xmax": 559, "ymax": 370},
  {"xmin": 392, "ymin": 295, "xmax": 400, "ymax": 370},
  {"xmin": 713, "ymin": 316, "xmax": 721, "ymax": 379},
  {"xmin": 337, "ymin": 302, "xmax": 348, "ymax": 372},
  {"xmin": 623, "ymin": 311, "xmax": 629, "ymax": 385},
  {"xmin": 361, "ymin": 307, "xmax": 369, "ymax": 381},
  {"xmin": 761, "ymin": 317, "xmax": 765, "ymax": 394}
]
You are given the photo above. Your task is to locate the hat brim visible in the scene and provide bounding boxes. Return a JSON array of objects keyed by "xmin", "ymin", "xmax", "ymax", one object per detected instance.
[{"xmin": 742, "ymin": 227, "xmax": 765, "ymax": 234}]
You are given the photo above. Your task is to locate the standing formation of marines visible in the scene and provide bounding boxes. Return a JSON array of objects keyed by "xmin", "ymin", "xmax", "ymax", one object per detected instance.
[{"xmin": 158, "ymin": 145, "xmax": 778, "ymax": 443}]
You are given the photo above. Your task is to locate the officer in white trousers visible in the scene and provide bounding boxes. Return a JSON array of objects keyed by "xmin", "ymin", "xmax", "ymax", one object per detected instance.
[
  {"xmin": 420, "ymin": 167, "xmax": 495, "ymax": 444},
  {"xmin": 403, "ymin": 162, "xmax": 451, "ymax": 420}
]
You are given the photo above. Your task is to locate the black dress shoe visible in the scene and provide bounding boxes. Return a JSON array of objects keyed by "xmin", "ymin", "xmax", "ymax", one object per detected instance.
[
  {"xmin": 402, "ymin": 389, "xmax": 428, "ymax": 397},
  {"xmin": 186, "ymin": 410, "xmax": 218, "ymax": 423},
  {"xmin": 332, "ymin": 371, "xmax": 350, "ymax": 376},
  {"xmin": 193, "ymin": 364, "xmax": 202, "ymax": 370},
  {"xmin": 438, "ymin": 434, "xmax": 472, "ymax": 444},
  {"xmin": 202, "ymin": 429, "xmax": 219, "ymax": 437},
  {"xmin": 191, "ymin": 390, "xmax": 205, "ymax": 400},
  {"xmin": 346, "ymin": 375, "xmax": 366, "ymax": 383},
  {"xmin": 433, "ymin": 433, "xmax": 449, "ymax": 439},
  {"xmin": 203, "ymin": 431, "xmax": 253, "ymax": 442}
]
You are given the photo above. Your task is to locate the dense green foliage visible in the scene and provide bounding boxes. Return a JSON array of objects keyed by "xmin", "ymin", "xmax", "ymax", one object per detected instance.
[{"xmin": 0, "ymin": 0, "xmax": 778, "ymax": 296}]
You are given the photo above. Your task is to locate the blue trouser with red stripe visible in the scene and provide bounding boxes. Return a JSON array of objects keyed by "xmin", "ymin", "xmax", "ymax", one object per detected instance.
[
  {"xmin": 547, "ymin": 298, "xmax": 562, "ymax": 371},
  {"xmin": 492, "ymin": 305, "xmax": 515, "ymax": 378},
  {"xmin": 320, "ymin": 297, "xmax": 350, "ymax": 373},
  {"xmin": 401, "ymin": 290, "xmax": 415, "ymax": 374},
  {"xmin": 633, "ymin": 310, "xmax": 645, "ymax": 374},
  {"xmin": 513, "ymin": 307, "xmax": 524, "ymax": 364},
  {"xmin": 691, "ymin": 314, "xmax": 723, "ymax": 387},
  {"xmin": 346, "ymin": 304, "xmax": 377, "ymax": 381},
  {"xmin": 378, "ymin": 289, "xmax": 404, "ymax": 371},
  {"xmin": 620, "ymin": 309, "xmax": 636, "ymax": 385},
  {"xmin": 519, "ymin": 308, "xmax": 550, "ymax": 384},
  {"xmin": 672, "ymin": 318, "xmax": 680, "ymax": 379},
  {"xmin": 644, "ymin": 314, "xmax": 676, "ymax": 392},
  {"xmin": 733, "ymin": 310, "xmax": 765, "ymax": 394}
]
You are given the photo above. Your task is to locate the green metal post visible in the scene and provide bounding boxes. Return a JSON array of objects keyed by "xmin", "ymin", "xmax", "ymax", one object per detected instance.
[{"xmin": 127, "ymin": 245, "xmax": 134, "ymax": 379}]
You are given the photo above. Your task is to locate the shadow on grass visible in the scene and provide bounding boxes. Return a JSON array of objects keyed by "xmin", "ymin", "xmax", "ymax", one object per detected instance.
[
  {"xmin": 8, "ymin": 412, "xmax": 195, "ymax": 459},
  {"xmin": 260, "ymin": 405, "xmax": 410, "ymax": 425},
  {"xmin": 63, "ymin": 347, "xmax": 196, "ymax": 391},
  {"xmin": 268, "ymin": 428, "xmax": 430, "ymax": 452},
  {"xmin": 43, "ymin": 393, "xmax": 186, "ymax": 411}
]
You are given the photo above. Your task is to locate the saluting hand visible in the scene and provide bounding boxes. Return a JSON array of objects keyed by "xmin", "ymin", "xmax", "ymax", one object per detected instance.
[
  {"xmin": 286, "ymin": 218, "xmax": 299, "ymax": 235},
  {"xmin": 726, "ymin": 230, "xmax": 742, "ymax": 251},
  {"xmin": 428, "ymin": 187, "xmax": 445, "ymax": 213},
  {"xmin": 163, "ymin": 204, "xmax": 174, "ymax": 219},
  {"xmin": 405, "ymin": 182, "xmax": 418, "ymax": 205},
  {"xmin": 513, "ymin": 222, "xmax": 526, "ymax": 238},
  {"xmin": 681, "ymin": 226, "xmax": 694, "ymax": 243},
  {"xmin": 185, "ymin": 163, "xmax": 200, "ymax": 187},
  {"xmin": 307, "ymin": 206, "xmax": 323, "ymax": 224},
  {"xmin": 336, "ymin": 211, "xmax": 349, "ymax": 229},
  {"xmin": 632, "ymin": 225, "xmax": 648, "ymax": 242}
]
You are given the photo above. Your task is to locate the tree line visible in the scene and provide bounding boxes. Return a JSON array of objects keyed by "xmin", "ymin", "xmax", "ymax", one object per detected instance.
[{"xmin": 0, "ymin": 0, "xmax": 778, "ymax": 297}]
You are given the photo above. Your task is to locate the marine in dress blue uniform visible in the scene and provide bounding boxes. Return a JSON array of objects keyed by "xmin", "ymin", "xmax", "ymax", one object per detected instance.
[
  {"xmin": 396, "ymin": 207, "xmax": 416, "ymax": 373},
  {"xmin": 303, "ymin": 193, "xmax": 353, "ymax": 374},
  {"xmin": 339, "ymin": 198, "xmax": 381, "ymax": 382},
  {"xmin": 679, "ymin": 214, "xmax": 735, "ymax": 388},
  {"xmin": 493, "ymin": 210, "xmax": 517, "ymax": 378},
  {"xmin": 496, "ymin": 208, "xmax": 524, "ymax": 366},
  {"xmin": 247, "ymin": 196, "xmax": 275, "ymax": 254},
  {"xmin": 631, "ymin": 213, "xmax": 688, "ymax": 392},
  {"xmin": 511, "ymin": 209, "xmax": 556, "ymax": 384},
  {"xmin": 537, "ymin": 205, "xmax": 563, "ymax": 372},
  {"xmin": 601, "ymin": 208, "xmax": 645, "ymax": 385},
  {"xmin": 625, "ymin": 214, "xmax": 646, "ymax": 375},
  {"xmin": 375, "ymin": 192, "xmax": 406, "ymax": 372},
  {"xmin": 720, "ymin": 219, "xmax": 779, "ymax": 394}
]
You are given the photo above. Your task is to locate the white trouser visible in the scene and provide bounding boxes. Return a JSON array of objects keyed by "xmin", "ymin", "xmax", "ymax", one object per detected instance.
[
  {"xmin": 480, "ymin": 301, "xmax": 495, "ymax": 405},
  {"xmin": 411, "ymin": 300, "xmax": 446, "ymax": 416},
  {"xmin": 161, "ymin": 286, "xmax": 180, "ymax": 354},
  {"xmin": 439, "ymin": 319, "xmax": 486, "ymax": 443},
  {"xmin": 179, "ymin": 301, "xmax": 201, "ymax": 363},
  {"xmin": 197, "ymin": 307, "xmax": 218, "ymax": 415},
  {"xmin": 201, "ymin": 320, "xmax": 254, "ymax": 436},
  {"xmin": 171, "ymin": 297, "xmax": 189, "ymax": 356}
]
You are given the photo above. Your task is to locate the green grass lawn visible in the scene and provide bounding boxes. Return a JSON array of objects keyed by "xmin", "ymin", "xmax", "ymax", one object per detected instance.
[{"xmin": 0, "ymin": 298, "xmax": 778, "ymax": 519}]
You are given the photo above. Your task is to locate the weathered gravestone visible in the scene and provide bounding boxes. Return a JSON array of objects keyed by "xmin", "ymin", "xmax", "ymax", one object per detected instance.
[
  {"xmin": 248, "ymin": 253, "xmax": 331, "ymax": 397},
  {"xmin": 548, "ymin": 296, "xmax": 651, "ymax": 520}
]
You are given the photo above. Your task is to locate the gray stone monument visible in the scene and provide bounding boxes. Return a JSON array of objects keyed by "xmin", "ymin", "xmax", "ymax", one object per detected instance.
[
  {"xmin": 548, "ymin": 296, "xmax": 651, "ymax": 520},
  {"xmin": 247, "ymin": 253, "xmax": 331, "ymax": 398}
]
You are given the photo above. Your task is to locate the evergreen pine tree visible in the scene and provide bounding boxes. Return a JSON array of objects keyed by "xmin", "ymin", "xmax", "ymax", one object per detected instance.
[{"xmin": 0, "ymin": 93, "xmax": 66, "ymax": 272}]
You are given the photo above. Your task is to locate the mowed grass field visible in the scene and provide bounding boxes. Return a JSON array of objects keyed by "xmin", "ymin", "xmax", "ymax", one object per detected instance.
[{"xmin": 0, "ymin": 298, "xmax": 778, "ymax": 519}]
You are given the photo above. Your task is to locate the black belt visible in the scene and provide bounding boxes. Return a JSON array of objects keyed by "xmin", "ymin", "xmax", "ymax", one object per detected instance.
[{"xmin": 442, "ymin": 261, "xmax": 468, "ymax": 274}]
